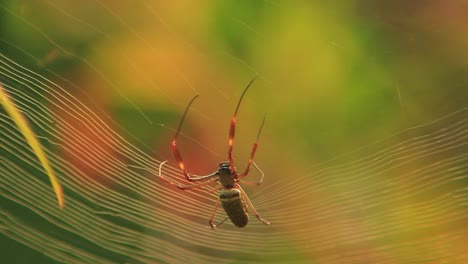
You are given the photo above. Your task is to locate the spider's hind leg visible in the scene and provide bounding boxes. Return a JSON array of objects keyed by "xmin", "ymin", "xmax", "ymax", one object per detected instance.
[{"xmin": 238, "ymin": 185, "xmax": 270, "ymax": 225}]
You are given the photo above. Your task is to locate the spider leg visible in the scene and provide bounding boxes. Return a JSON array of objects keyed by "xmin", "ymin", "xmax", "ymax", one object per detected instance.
[
  {"xmin": 237, "ymin": 185, "xmax": 270, "ymax": 225},
  {"xmin": 172, "ymin": 94, "xmax": 217, "ymax": 182},
  {"xmin": 208, "ymin": 199, "xmax": 221, "ymax": 229},
  {"xmin": 158, "ymin": 161, "xmax": 218, "ymax": 190},
  {"xmin": 238, "ymin": 114, "xmax": 266, "ymax": 179},
  {"xmin": 238, "ymin": 161, "xmax": 264, "ymax": 185},
  {"xmin": 228, "ymin": 76, "xmax": 257, "ymax": 173},
  {"xmin": 215, "ymin": 217, "xmax": 229, "ymax": 228}
]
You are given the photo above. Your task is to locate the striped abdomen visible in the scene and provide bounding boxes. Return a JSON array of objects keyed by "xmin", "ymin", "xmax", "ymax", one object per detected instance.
[{"xmin": 220, "ymin": 188, "xmax": 249, "ymax": 227}]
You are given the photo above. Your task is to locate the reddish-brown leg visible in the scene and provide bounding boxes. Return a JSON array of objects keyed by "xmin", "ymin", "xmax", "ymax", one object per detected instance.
[
  {"xmin": 238, "ymin": 161, "xmax": 264, "ymax": 185},
  {"xmin": 170, "ymin": 95, "xmax": 219, "ymax": 182},
  {"xmin": 238, "ymin": 115, "xmax": 265, "ymax": 179},
  {"xmin": 171, "ymin": 95, "xmax": 198, "ymax": 181},
  {"xmin": 208, "ymin": 199, "xmax": 221, "ymax": 229},
  {"xmin": 228, "ymin": 76, "xmax": 257, "ymax": 173}
]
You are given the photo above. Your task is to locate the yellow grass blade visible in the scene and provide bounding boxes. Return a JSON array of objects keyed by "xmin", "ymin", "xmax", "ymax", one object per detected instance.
[{"xmin": 0, "ymin": 84, "xmax": 64, "ymax": 208}]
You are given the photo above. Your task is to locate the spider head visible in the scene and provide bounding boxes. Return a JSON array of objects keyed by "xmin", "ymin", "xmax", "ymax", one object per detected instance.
[
  {"xmin": 217, "ymin": 161, "xmax": 236, "ymax": 187},
  {"xmin": 218, "ymin": 161, "xmax": 233, "ymax": 174}
]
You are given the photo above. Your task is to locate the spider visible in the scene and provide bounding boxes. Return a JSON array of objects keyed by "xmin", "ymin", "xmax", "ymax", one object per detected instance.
[{"xmin": 158, "ymin": 77, "xmax": 270, "ymax": 229}]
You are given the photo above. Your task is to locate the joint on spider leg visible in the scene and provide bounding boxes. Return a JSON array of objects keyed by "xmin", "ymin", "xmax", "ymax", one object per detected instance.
[
  {"xmin": 178, "ymin": 185, "xmax": 189, "ymax": 191},
  {"xmin": 252, "ymin": 161, "xmax": 264, "ymax": 186},
  {"xmin": 209, "ymin": 220, "xmax": 216, "ymax": 230},
  {"xmin": 184, "ymin": 175, "xmax": 198, "ymax": 182},
  {"xmin": 256, "ymin": 214, "xmax": 270, "ymax": 225}
]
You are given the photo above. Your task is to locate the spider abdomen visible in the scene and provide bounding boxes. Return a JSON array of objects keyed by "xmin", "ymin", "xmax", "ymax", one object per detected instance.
[{"xmin": 220, "ymin": 188, "xmax": 249, "ymax": 227}]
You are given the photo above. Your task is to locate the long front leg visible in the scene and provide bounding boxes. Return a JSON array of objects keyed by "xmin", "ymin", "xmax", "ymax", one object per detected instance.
[{"xmin": 171, "ymin": 95, "xmax": 213, "ymax": 182}]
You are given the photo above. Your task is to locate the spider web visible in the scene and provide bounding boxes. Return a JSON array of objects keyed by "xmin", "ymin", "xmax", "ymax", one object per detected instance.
[{"xmin": 0, "ymin": 1, "xmax": 467, "ymax": 263}]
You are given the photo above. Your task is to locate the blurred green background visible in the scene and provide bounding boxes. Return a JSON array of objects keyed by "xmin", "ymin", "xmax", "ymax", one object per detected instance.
[{"xmin": 0, "ymin": 0, "xmax": 467, "ymax": 263}]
